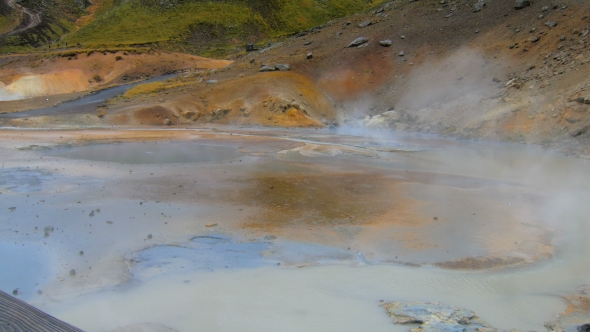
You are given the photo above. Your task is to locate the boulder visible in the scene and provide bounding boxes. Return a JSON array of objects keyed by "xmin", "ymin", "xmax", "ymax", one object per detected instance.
[
  {"xmin": 514, "ymin": 0, "xmax": 531, "ymax": 9},
  {"xmin": 347, "ymin": 37, "xmax": 369, "ymax": 48}
]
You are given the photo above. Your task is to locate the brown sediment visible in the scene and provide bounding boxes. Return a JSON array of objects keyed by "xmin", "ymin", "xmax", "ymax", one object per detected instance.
[
  {"xmin": 545, "ymin": 286, "xmax": 590, "ymax": 332},
  {"xmin": 237, "ymin": 172, "xmax": 422, "ymax": 231},
  {"xmin": 433, "ymin": 257, "xmax": 527, "ymax": 270}
]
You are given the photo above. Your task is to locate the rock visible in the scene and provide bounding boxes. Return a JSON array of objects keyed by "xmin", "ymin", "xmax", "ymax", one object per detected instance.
[
  {"xmin": 514, "ymin": 0, "xmax": 531, "ymax": 9},
  {"xmin": 381, "ymin": 302, "xmax": 497, "ymax": 332},
  {"xmin": 274, "ymin": 63, "xmax": 291, "ymax": 71},
  {"xmin": 364, "ymin": 110, "xmax": 401, "ymax": 128},
  {"xmin": 211, "ymin": 109, "xmax": 231, "ymax": 120},
  {"xmin": 307, "ymin": 52, "xmax": 313, "ymax": 59},
  {"xmin": 531, "ymin": 36, "xmax": 541, "ymax": 43},
  {"xmin": 205, "ymin": 223, "xmax": 218, "ymax": 228},
  {"xmin": 400, "ymin": 35, "xmax": 406, "ymax": 39},
  {"xmin": 259, "ymin": 65, "xmax": 276, "ymax": 72},
  {"xmin": 69, "ymin": 269, "xmax": 76, "ymax": 276},
  {"xmin": 472, "ymin": 0, "xmax": 485, "ymax": 12},
  {"xmin": 163, "ymin": 118, "xmax": 171, "ymax": 126},
  {"xmin": 206, "ymin": 80, "xmax": 218, "ymax": 85},
  {"xmin": 399, "ymin": 51, "xmax": 406, "ymax": 56},
  {"xmin": 147, "ymin": 234, "xmax": 153, "ymax": 239},
  {"xmin": 542, "ymin": 5, "xmax": 549, "ymax": 12},
  {"xmin": 183, "ymin": 111, "xmax": 196, "ymax": 119},
  {"xmin": 43, "ymin": 226, "xmax": 54, "ymax": 237},
  {"xmin": 545, "ymin": 21, "xmax": 557, "ymax": 28},
  {"xmin": 358, "ymin": 20, "xmax": 372, "ymax": 28},
  {"xmin": 347, "ymin": 37, "xmax": 369, "ymax": 48},
  {"xmin": 380, "ymin": 39, "xmax": 392, "ymax": 47},
  {"xmin": 576, "ymin": 97, "xmax": 590, "ymax": 104},
  {"xmin": 304, "ymin": 41, "xmax": 312, "ymax": 46}
]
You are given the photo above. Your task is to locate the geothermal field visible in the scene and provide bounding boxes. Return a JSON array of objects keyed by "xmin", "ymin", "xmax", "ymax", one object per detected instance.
[{"xmin": 1, "ymin": 0, "xmax": 590, "ymax": 331}]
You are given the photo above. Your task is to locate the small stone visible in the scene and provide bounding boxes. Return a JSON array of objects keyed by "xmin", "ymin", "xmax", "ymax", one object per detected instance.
[
  {"xmin": 206, "ymin": 80, "xmax": 218, "ymax": 85},
  {"xmin": 163, "ymin": 118, "xmax": 171, "ymax": 126},
  {"xmin": 274, "ymin": 64, "xmax": 291, "ymax": 71},
  {"xmin": 398, "ymin": 51, "xmax": 405, "ymax": 56},
  {"xmin": 400, "ymin": 35, "xmax": 406, "ymax": 39},
  {"xmin": 69, "ymin": 269, "xmax": 76, "ymax": 277},
  {"xmin": 542, "ymin": 6, "xmax": 549, "ymax": 12},
  {"xmin": 347, "ymin": 36, "xmax": 369, "ymax": 48},
  {"xmin": 472, "ymin": 0, "xmax": 485, "ymax": 13},
  {"xmin": 307, "ymin": 52, "xmax": 313, "ymax": 59},
  {"xmin": 206, "ymin": 223, "xmax": 218, "ymax": 228},
  {"xmin": 43, "ymin": 226, "xmax": 54, "ymax": 237},
  {"xmin": 514, "ymin": 0, "xmax": 531, "ymax": 9},
  {"xmin": 259, "ymin": 65, "xmax": 276, "ymax": 72},
  {"xmin": 545, "ymin": 21, "xmax": 557, "ymax": 28},
  {"xmin": 147, "ymin": 234, "xmax": 153, "ymax": 239},
  {"xmin": 79, "ymin": 251, "xmax": 84, "ymax": 256},
  {"xmin": 379, "ymin": 39, "xmax": 392, "ymax": 47},
  {"xmin": 358, "ymin": 20, "xmax": 372, "ymax": 28},
  {"xmin": 531, "ymin": 36, "xmax": 541, "ymax": 43}
]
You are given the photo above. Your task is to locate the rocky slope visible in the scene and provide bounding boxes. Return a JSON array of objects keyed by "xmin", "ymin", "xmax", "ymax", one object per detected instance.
[{"xmin": 84, "ymin": 0, "xmax": 590, "ymax": 155}]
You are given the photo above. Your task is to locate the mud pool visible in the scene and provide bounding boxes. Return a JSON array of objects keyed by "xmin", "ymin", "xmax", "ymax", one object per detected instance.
[{"xmin": 0, "ymin": 128, "xmax": 589, "ymax": 331}]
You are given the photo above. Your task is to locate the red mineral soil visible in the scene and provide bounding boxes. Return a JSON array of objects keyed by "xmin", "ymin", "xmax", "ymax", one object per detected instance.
[{"xmin": 0, "ymin": 51, "xmax": 232, "ymax": 111}]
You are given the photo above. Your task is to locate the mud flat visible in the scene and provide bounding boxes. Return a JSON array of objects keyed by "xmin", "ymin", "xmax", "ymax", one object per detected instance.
[{"xmin": 0, "ymin": 128, "xmax": 589, "ymax": 331}]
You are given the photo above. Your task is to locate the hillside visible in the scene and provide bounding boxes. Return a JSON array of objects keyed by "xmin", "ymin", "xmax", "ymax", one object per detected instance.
[
  {"xmin": 0, "ymin": 0, "xmax": 91, "ymax": 53},
  {"xmin": 89, "ymin": 0, "xmax": 590, "ymax": 155},
  {"xmin": 1, "ymin": 0, "xmax": 387, "ymax": 56}
]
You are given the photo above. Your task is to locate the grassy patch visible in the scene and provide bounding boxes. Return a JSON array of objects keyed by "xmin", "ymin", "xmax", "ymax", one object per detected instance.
[
  {"xmin": 124, "ymin": 80, "xmax": 197, "ymax": 98},
  {"xmin": 65, "ymin": 2, "xmax": 259, "ymax": 47},
  {"xmin": 63, "ymin": 0, "xmax": 386, "ymax": 55}
]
